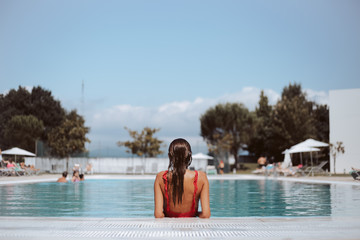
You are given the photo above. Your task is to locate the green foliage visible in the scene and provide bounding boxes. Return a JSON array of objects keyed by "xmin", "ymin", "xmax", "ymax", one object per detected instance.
[
  {"xmin": 0, "ymin": 86, "xmax": 65, "ymax": 150},
  {"xmin": 329, "ymin": 141, "xmax": 345, "ymax": 173},
  {"xmin": 248, "ymin": 91, "xmax": 273, "ymax": 156},
  {"xmin": 248, "ymin": 83, "xmax": 329, "ymax": 161},
  {"xmin": 200, "ymin": 103, "xmax": 253, "ymax": 164},
  {"xmin": 268, "ymin": 83, "xmax": 315, "ymax": 159},
  {"xmin": 3, "ymin": 115, "xmax": 44, "ymax": 152},
  {"xmin": 47, "ymin": 110, "xmax": 90, "ymax": 158},
  {"xmin": 117, "ymin": 127, "xmax": 164, "ymax": 158},
  {"xmin": 312, "ymin": 104, "xmax": 329, "ymax": 142}
]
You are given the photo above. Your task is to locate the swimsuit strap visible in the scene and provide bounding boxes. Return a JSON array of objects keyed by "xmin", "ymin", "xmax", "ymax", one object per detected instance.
[
  {"xmin": 162, "ymin": 171, "xmax": 170, "ymax": 212},
  {"xmin": 191, "ymin": 171, "xmax": 198, "ymax": 212}
]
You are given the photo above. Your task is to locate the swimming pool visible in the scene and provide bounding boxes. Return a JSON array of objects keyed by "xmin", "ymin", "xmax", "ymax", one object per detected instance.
[{"xmin": 0, "ymin": 179, "xmax": 359, "ymax": 217}]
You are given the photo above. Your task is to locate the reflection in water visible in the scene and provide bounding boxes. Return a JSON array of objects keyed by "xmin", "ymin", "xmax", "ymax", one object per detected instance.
[
  {"xmin": 209, "ymin": 180, "xmax": 332, "ymax": 217},
  {"xmin": 1, "ymin": 179, "xmax": 359, "ymax": 217}
]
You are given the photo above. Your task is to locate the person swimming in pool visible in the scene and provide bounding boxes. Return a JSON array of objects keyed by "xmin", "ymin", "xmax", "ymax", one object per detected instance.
[
  {"xmin": 57, "ymin": 171, "xmax": 68, "ymax": 183},
  {"xmin": 79, "ymin": 173, "xmax": 85, "ymax": 181},
  {"xmin": 72, "ymin": 170, "xmax": 80, "ymax": 182},
  {"xmin": 154, "ymin": 138, "xmax": 210, "ymax": 218}
]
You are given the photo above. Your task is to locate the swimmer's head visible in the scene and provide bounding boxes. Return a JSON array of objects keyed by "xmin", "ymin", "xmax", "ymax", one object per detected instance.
[{"xmin": 168, "ymin": 138, "xmax": 192, "ymax": 170}]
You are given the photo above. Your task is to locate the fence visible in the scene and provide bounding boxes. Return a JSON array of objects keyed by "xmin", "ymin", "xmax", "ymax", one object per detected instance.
[{"xmin": 24, "ymin": 157, "xmax": 208, "ymax": 174}]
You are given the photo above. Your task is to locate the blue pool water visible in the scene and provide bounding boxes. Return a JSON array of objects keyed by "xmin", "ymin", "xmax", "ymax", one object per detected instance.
[{"xmin": 0, "ymin": 179, "xmax": 359, "ymax": 217}]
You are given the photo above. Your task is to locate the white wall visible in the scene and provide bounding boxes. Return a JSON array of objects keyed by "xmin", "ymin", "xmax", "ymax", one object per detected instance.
[
  {"xmin": 329, "ymin": 88, "xmax": 360, "ymax": 174},
  {"xmin": 25, "ymin": 157, "xmax": 208, "ymax": 174}
]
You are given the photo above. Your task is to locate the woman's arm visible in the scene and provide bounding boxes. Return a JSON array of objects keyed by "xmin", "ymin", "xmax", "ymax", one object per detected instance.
[
  {"xmin": 154, "ymin": 172, "xmax": 165, "ymax": 218},
  {"xmin": 198, "ymin": 172, "xmax": 211, "ymax": 218}
]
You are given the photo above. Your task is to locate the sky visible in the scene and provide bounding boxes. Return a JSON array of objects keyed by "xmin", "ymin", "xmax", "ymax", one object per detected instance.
[{"xmin": 1, "ymin": 0, "xmax": 359, "ymax": 156}]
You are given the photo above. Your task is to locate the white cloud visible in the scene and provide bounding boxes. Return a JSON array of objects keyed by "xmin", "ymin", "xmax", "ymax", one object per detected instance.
[
  {"xmin": 304, "ymin": 89, "xmax": 329, "ymax": 105},
  {"xmin": 86, "ymin": 87, "xmax": 327, "ymax": 152}
]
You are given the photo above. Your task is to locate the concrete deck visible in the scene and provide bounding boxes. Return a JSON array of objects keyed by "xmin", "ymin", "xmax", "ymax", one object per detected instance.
[
  {"xmin": 0, "ymin": 216, "xmax": 359, "ymax": 240},
  {"xmin": 0, "ymin": 173, "xmax": 359, "ymax": 185},
  {"xmin": 0, "ymin": 174, "xmax": 359, "ymax": 239}
]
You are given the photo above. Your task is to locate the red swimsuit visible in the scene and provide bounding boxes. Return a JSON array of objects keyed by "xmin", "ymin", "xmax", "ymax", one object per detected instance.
[{"xmin": 162, "ymin": 170, "xmax": 198, "ymax": 218}]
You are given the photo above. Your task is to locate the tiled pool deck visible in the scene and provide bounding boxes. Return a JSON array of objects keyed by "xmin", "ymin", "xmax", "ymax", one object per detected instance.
[{"xmin": 0, "ymin": 174, "xmax": 359, "ymax": 240}]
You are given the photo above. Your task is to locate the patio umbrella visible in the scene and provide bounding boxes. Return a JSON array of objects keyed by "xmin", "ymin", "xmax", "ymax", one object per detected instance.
[
  {"xmin": 281, "ymin": 149, "xmax": 292, "ymax": 169},
  {"xmin": 291, "ymin": 138, "xmax": 329, "ymax": 148},
  {"xmin": 290, "ymin": 139, "xmax": 328, "ymax": 165},
  {"xmin": 192, "ymin": 153, "xmax": 213, "ymax": 170},
  {"xmin": 285, "ymin": 145, "xmax": 320, "ymax": 166},
  {"xmin": 192, "ymin": 153, "xmax": 214, "ymax": 160},
  {"xmin": 2, "ymin": 147, "xmax": 36, "ymax": 162}
]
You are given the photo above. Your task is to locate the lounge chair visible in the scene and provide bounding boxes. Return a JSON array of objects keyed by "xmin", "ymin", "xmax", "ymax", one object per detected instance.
[
  {"xmin": 135, "ymin": 165, "xmax": 144, "ymax": 175},
  {"xmin": 304, "ymin": 161, "xmax": 328, "ymax": 176},
  {"xmin": 126, "ymin": 166, "xmax": 134, "ymax": 174},
  {"xmin": 206, "ymin": 165, "xmax": 217, "ymax": 175},
  {"xmin": 350, "ymin": 170, "xmax": 360, "ymax": 180}
]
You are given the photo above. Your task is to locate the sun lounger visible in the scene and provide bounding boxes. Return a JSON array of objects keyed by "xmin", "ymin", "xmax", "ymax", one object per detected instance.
[
  {"xmin": 350, "ymin": 171, "xmax": 360, "ymax": 180},
  {"xmin": 304, "ymin": 161, "xmax": 328, "ymax": 176},
  {"xmin": 206, "ymin": 165, "xmax": 217, "ymax": 175},
  {"xmin": 135, "ymin": 165, "xmax": 144, "ymax": 175}
]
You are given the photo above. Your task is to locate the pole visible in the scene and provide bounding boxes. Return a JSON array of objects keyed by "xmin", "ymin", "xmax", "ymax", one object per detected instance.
[{"xmin": 310, "ymin": 152, "xmax": 314, "ymax": 176}]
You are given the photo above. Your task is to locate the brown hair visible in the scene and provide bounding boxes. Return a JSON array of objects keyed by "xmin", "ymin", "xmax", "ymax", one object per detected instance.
[{"xmin": 167, "ymin": 138, "xmax": 192, "ymax": 205}]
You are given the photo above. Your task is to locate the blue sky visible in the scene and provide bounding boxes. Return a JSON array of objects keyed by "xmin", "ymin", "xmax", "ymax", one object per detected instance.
[{"xmin": 1, "ymin": 0, "xmax": 359, "ymax": 156}]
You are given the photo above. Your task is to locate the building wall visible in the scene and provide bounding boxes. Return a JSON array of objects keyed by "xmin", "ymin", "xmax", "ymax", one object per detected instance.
[
  {"xmin": 25, "ymin": 157, "xmax": 208, "ymax": 174},
  {"xmin": 329, "ymin": 88, "xmax": 360, "ymax": 174}
]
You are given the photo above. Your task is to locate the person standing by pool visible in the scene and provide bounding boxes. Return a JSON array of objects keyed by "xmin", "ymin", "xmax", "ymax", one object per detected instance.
[
  {"xmin": 72, "ymin": 171, "xmax": 80, "ymax": 182},
  {"xmin": 57, "ymin": 171, "xmax": 68, "ymax": 183},
  {"xmin": 218, "ymin": 160, "xmax": 225, "ymax": 174},
  {"xmin": 154, "ymin": 138, "xmax": 210, "ymax": 218}
]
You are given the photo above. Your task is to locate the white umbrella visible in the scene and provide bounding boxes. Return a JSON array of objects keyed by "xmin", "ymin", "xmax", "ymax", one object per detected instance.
[
  {"xmin": 290, "ymin": 139, "xmax": 328, "ymax": 166},
  {"xmin": 292, "ymin": 138, "xmax": 329, "ymax": 148},
  {"xmin": 2, "ymin": 147, "xmax": 36, "ymax": 162},
  {"xmin": 192, "ymin": 153, "xmax": 214, "ymax": 159},
  {"xmin": 281, "ymin": 149, "xmax": 292, "ymax": 169},
  {"xmin": 191, "ymin": 153, "xmax": 213, "ymax": 171},
  {"xmin": 285, "ymin": 145, "xmax": 320, "ymax": 166}
]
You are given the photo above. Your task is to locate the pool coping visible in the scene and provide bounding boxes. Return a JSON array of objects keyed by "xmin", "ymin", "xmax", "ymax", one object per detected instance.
[
  {"xmin": 0, "ymin": 216, "xmax": 359, "ymax": 240},
  {"xmin": 0, "ymin": 174, "xmax": 358, "ymax": 185}
]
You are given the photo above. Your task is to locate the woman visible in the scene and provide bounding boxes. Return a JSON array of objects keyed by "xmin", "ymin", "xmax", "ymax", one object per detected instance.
[
  {"xmin": 72, "ymin": 170, "xmax": 80, "ymax": 182},
  {"xmin": 154, "ymin": 138, "xmax": 210, "ymax": 218}
]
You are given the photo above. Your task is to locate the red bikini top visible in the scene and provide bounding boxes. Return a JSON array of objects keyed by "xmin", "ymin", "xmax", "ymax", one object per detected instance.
[{"xmin": 162, "ymin": 170, "xmax": 198, "ymax": 218}]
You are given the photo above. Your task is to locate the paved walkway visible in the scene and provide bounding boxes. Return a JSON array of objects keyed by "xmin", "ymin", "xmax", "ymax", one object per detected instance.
[
  {"xmin": 0, "ymin": 173, "xmax": 358, "ymax": 185},
  {"xmin": 0, "ymin": 216, "xmax": 359, "ymax": 240}
]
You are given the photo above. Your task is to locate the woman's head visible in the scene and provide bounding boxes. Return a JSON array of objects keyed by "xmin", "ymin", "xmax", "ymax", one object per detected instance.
[
  {"xmin": 167, "ymin": 138, "xmax": 192, "ymax": 205},
  {"xmin": 73, "ymin": 171, "xmax": 79, "ymax": 177},
  {"xmin": 168, "ymin": 138, "xmax": 192, "ymax": 170}
]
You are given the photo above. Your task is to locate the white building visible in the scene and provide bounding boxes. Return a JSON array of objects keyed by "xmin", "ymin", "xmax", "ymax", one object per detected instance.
[{"xmin": 329, "ymin": 88, "xmax": 360, "ymax": 174}]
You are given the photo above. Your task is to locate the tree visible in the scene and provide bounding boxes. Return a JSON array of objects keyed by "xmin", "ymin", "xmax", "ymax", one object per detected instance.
[
  {"xmin": 267, "ymin": 83, "xmax": 315, "ymax": 160},
  {"xmin": 47, "ymin": 110, "xmax": 90, "ymax": 170},
  {"xmin": 329, "ymin": 141, "xmax": 345, "ymax": 174},
  {"xmin": 3, "ymin": 115, "xmax": 44, "ymax": 152},
  {"xmin": 312, "ymin": 104, "xmax": 329, "ymax": 143},
  {"xmin": 0, "ymin": 86, "xmax": 65, "ymax": 150},
  {"xmin": 200, "ymin": 103, "xmax": 254, "ymax": 167},
  {"xmin": 117, "ymin": 127, "xmax": 164, "ymax": 158},
  {"xmin": 248, "ymin": 91, "xmax": 273, "ymax": 157}
]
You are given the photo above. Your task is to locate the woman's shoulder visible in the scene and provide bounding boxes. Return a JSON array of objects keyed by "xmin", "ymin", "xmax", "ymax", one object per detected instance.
[
  {"xmin": 155, "ymin": 171, "xmax": 167, "ymax": 181},
  {"xmin": 196, "ymin": 170, "xmax": 208, "ymax": 179}
]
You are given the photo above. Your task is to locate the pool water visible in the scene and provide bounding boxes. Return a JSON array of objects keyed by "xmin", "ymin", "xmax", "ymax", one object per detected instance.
[{"xmin": 0, "ymin": 179, "xmax": 359, "ymax": 217}]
